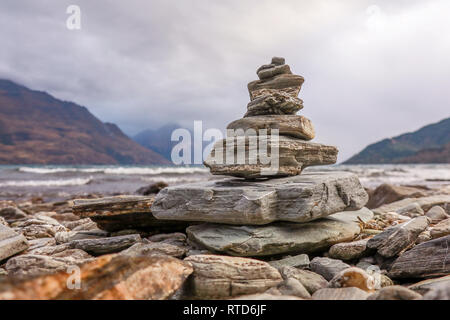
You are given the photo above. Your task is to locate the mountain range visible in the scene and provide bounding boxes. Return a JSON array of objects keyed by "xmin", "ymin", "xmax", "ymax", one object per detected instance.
[
  {"xmin": 344, "ymin": 117, "xmax": 450, "ymax": 164},
  {"xmin": 0, "ymin": 79, "xmax": 169, "ymax": 165}
]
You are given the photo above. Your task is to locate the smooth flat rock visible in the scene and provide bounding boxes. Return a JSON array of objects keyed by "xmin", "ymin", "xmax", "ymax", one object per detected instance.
[
  {"xmin": 389, "ymin": 235, "xmax": 450, "ymax": 279},
  {"xmin": 312, "ymin": 287, "xmax": 369, "ymax": 300},
  {"xmin": 268, "ymin": 254, "xmax": 310, "ymax": 270},
  {"xmin": 265, "ymin": 278, "xmax": 311, "ymax": 299},
  {"xmin": 367, "ymin": 285, "xmax": 422, "ymax": 300},
  {"xmin": 0, "ymin": 224, "xmax": 29, "ymax": 262},
  {"xmin": 227, "ymin": 115, "xmax": 315, "ymax": 140},
  {"xmin": 185, "ymin": 208, "xmax": 373, "ymax": 257},
  {"xmin": 328, "ymin": 239, "xmax": 369, "ymax": 261},
  {"xmin": 310, "ymin": 257, "xmax": 351, "ymax": 281},
  {"xmin": 184, "ymin": 254, "xmax": 282, "ymax": 299},
  {"xmin": 153, "ymin": 172, "xmax": 368, "ymax": 225},
  {"xmin": 373, "ymin": 195, "xmax": 450, "ymax": 216},
  {"xmin": 430, "ymin": 218, "xmax": 450, "ymax": 239},
  {"xmin": 248, "ymin": 74, "xmax": 304, "ymax": 100},
  {"xmin": 204, "ymin": 136, "xmax": 338, "ymax": 178},
  {"xmin": 0, "ymin": 254, "xmax": 193, "ymax": 300},
  {"xmin": 244, "ymin": 91, "xmax": 303, "ymax": 117},
  {"xmin": 68, "ymin": 234, "xmax": 141, "ymax": 255},
  {"xmin": 280, "ymin": 267, "xmax": 328, "ymax": 294},
  {"xmin": 426, "ymin": 206, "xmax": 449, "ymax": 223},
  {"xmin": 367, "ymin": 216, "xmax": 429, "ymax": 258},
  {"xmin": 71, "ymin": 196, "xmax": 190, "ymax": 232},
  {"xmin": 257, "ymin": 64, "xmax": 291, "ymax": 80}
]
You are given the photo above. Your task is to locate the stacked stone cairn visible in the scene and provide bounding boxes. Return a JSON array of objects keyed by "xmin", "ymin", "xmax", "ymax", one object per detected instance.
[{"xmin": 152, "ymin": 57, "xmax": 372, "ymax": 258}]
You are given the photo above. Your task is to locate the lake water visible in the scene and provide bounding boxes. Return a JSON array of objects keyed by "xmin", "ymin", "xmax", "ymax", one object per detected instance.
[{"xmin": 1, "ymin": 164, "xmax": 449, "ymax": 201}]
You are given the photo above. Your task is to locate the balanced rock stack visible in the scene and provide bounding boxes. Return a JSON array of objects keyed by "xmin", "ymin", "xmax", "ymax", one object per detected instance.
[
  {"xmin": 205, "ymin": 56, "xmax": 337, "ymax": 178},
  {"xmin": 152, "ymin": 57, "xmax": 372, "ymax": 258}
]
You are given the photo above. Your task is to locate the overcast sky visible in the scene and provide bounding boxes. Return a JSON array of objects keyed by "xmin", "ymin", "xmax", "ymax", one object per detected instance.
[{"xmin": 1, "ymin": 0, "xmax": 449, "ymax": 162}]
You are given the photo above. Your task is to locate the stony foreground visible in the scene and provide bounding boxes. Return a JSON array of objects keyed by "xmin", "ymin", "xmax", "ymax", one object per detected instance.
[{"xmin": 0, "ymin": 182, "xmax": 449, "ymax": 300}]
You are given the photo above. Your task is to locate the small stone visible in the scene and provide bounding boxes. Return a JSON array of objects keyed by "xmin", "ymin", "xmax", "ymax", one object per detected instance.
[
  {"xmin": 367, "ymin": 216, "xmax": 429, "ymax": 258},
  {"xmin": 312, "ymin": 287, "xmax": 369, "ymax": 300},
  {"xmin": 328, "ymin": 267, "xmax": 376, "ymax": 292},
  {"xmin": 421, "ymin": 282, "xmax": 450, "ymax": 300},
  {"xmin": 257, "ymin": 64, "xmax": 291, "ymax": 80},
  {"xmin": 227, "ymin": 115, "xmax": 315, "ymax": 140},
  {"xmin": 373, "ymin": 195, "xmax": 450, "ymax": 216},
  {"xmin": 416, "ymin": 230, "xmax": 432, "ymax": 244},
  {"xmin": 430, "ymin": 218, "xmax": 450, "ymax": 239},
  {"xmin": 280, "ymin": 267, "xmax": 328, "ymax": 294},
  {"xmin": 367, "ymin": 285, "xmax": 422, "ymax": 300},
  {"xmin": 408, "ymin": 275, "xmax": 450, "ymax": 295},
  {"xmin": 0, "ymin": 207, "xmax": 27, "ymax": 223},
  {"xmin": 55, "ymin": 230, "xmax": 109, "ymax": 244},
  {"xmin": 426, "ymin": 206, "xmax": 449, "ymax": 223},
  {"xmin": 121, "ymin": 241, "xmax": 186, "ymax": 258},
  {"xmin": 268, "ymin": 254, "xmax": 310, "ymax": 270},
  {"xmin": 310, "ymin": 257, "xmax": 351, "ymax": 281},
  {"xmin": 136, "ymin": 181, "xmax": 168, "ymax": 195},
  {"xmin": 271, "ymin": 57, "xmax": 285, "ymax": 65},
  {"xmin": 328, "ymin": 239, "xmax": 369, "ymax": 261},
  {"xmin": 396, "ymin": 203, "xmax": 424, "ymax": 217},
  {"xmin": 27, "ymin": 237, "xmax": 56, "ymax": 251},
  {"xmin": 68, "ymin": 234, "xmax": 141, "ymax": 255},
  {"xmin": 0, "ymin": 224, "xmax": 29, "ymax": 261},
  {"xmin": 11, "ymin": 215, "xmax": 68, "ymax": 240},
  {"xmin": 0, "ymin": 254, "xmax": 193, "ymax": 300},
  {"xmin": 366, "ymin": 184, "xmax": 427, "ymax": 209},
  {"xmin": 245, "ymin": 91, "xmax": 302, "ymax": 117},
  {"xmin": 266, "ymin": 278, "xmax": 311, "ymax": 299},
  {"xmin": 183, "ymin": 254, "xmax": 282, "ymax": 299},
  {"xmin": 248, "ymin": 74, "xmax": 305, "ymax": 100}
]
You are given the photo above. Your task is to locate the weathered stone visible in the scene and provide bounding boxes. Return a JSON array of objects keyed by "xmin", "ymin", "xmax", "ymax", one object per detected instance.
[
  {"xmin": 395, "ymin": 203, "xmax": 424, "ymax": 217},
  {"xmin": 366, "ymin": 184, "xmax": 427, "ymax": 209},
  {"xmin": 328, "ymin": 239, "xmax": 369, "ymax": 261},
  {"xmin": 312, "ymin": 287, "xmax": 369, "ymax": 300},
  {"xmin": 408, "ymin": 275, "xmax": 450, "ymax": 295},
  {"xmin": 248, "ymin": 74, "xmax": 304, "ymax": 100},
  {"xmin": 280, "ymin": 267, "xmax": 328, "ymax": 294},
  {"xmin": 328, "ymin": 267, "xmax": 376, "ymax": 292},
  {"xmin": 245, "ymin": 91, "xmax": 302, "ymax": 117},
  {"xmin": 0, "ymin": 206, "xmax": 27, "ymax": 223},
  {"xmin": 367, "ymin": 216, "xmax": 429, "ymax": 258},
  {"xmin": 62, "ymin": 218, "xmax": 93, "ymax": 230},
  {"xmin": 232, "ymin": 293, "xmax": 302, "ymax": 300},
  {"xmin": 268, "ymin": 254, "xmax": 309, "ymax": 270},
  {"xmin": 0, "ymin": 224, "xmax": 29, "ymax": 261},
  {"xmin": 227, "ymin": 115, "xmax": 315, "ymax": 140},
  {"xmin": 68, "ymin": 234, "xmax": 141, "ymax": 255},
  {"xmin": 310, "ymin": 257, "xmax": 351, "ymax": 281},
  {"xmin": 27, "ymin": 237, "xmax": 56, "ymax": 251},
  {"xmin": 426, "ymin": 206, "xmax": 449, "ymax": 223},
  {"xmin": 373, "ymin": 195, "xmax": 450, "ymax": 216},
  {"xmin": 416, "ymin": 230, "xmax": 432, "ymax": 244},
  {"xmin": 153, "ymin": 172, "xmax": 369, "ymax": 225},
  {"xmin": 389, "ymin": 235, "xmax": 450, "ymax": 279},
  {"xmin": 421, "ymin": 282, "xmax": 450, "ymax": 300},
  {"xmin": 55, "ymin": 230, "xmax": 109, "ymax": 244},
  {"xmin": 430, "ymin": 218, "xmax": 450, "ymax": 239},
  {"xmin": 136, "ymin": 181, "xmax": 168, "ymax": 196},
  {"xmin": 257, "ymin": 64, "xmax": 291, "ymax": 80},
  {"xmin": 367, "ymin": 285, "xmax": 422, "ymax": 300},
  {"xmin": 204, "ymin": 136, "xmax": 338, "ymax": 178},
  {"xmin": 271, "ymin": 56, "xmax": 285, "ymax": 65},
  {"xmin": 71, "ymin": 195, "xmax": 190, "ymax": 232},
  {"xmin": 0, "ymin": 254, "xmax": 193, "ymax": 300},
  {"xmin": 183, "ymin": 254, "xmax": 282, "ymax": 299},
  {"xmin": 121, "ymin": 241, "xmax": 186, "ymax": 258},
  {"xmin": 5, "ymin": 253, "xmax": 93, "ymax": 277},
  {"xmin": 265, "ymin": 278, "xmax": 311, "ymax": 299}
]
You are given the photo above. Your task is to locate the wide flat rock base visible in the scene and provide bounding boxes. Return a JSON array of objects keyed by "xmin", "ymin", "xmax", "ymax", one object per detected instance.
[
  {"xmin": 152, "ymin": 172, "xmax": 368, "ymax": 225},
  {"xmin": 186, "ymin": 208, "xmax": 373, "ymax": 257}
]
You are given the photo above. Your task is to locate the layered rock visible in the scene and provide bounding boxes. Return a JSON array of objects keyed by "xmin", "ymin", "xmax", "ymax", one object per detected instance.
[
  {"xmin": 152, "ymin": 172, "xmax": 368, "ymax": 225},
  {"xmin": 0, "ymin": 224, "xmax": 29, "ymax": 262}
]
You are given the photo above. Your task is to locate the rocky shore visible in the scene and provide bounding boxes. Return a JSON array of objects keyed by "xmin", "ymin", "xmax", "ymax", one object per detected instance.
[{"xmin": 0, "ymin": 58, "xmax": 449, "ymax": 300}]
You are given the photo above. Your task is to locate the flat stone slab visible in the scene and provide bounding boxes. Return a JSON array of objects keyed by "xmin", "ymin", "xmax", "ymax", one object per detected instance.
[
  {"xmin": 71, "ymin": 196, "xmax": 191, "ymax": 232},
  {"xmin": 244, "ymin": 91, "xmax": 303, "ymax": 117},
  {"xmin": 204, "ymin": 136, "xmax": 338, "ymax": 178},
  {"xmin": 152, "ymin": 172, "xmax": 368, "ymax": 225},
  {"xmin": 248, "ymin": 74, "xmax": 304, "ymax": 100},
  {"xmin": 0, "ymin": 225, "xmax": 29, "ymax": 262},
  {"xmin": 373, "ymin": 195, "xmax": 450, "ymax": 216},
  {"xmin": 185, "ymin": 208, "xmax": 373, "ymax": 257},
  {"xmin": 227, "ymin": 115, "xmax": 315, "ymax": 140}
]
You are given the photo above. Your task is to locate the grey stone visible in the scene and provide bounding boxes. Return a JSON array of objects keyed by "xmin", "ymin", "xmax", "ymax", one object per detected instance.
[
  {"xmin": 421, "ymin": 282, "xmax": 450, "ymax": 300},
  {"xmin": 367, "ymin": 216, "xmax": 429, "ymax": 258},
  {"xmin": 328, "ymin": 238, "xmax": 369, "ymax": 261},
  {"xmin": 0, "ymin": 224, "xmax": 29, "ymax": 262},
  {"xmin": 245, "ymin": 91, "xmax": 302, "ymax": 117},
  {"xmin": 186, "ymin": 208, "xmax": 372, "ymax": 257},
  {"xmin": 183, "ymin": 254, "xmax": 282, "ymax": 299},
  {"xmin": 27, "ymin": 237, "xmax": 56, "ymax": 251},
  {"xmin": 204, "ymin": 136, "xmax": 338, "ymax": 178},
  {"xmin": 227, "ymin": 115, "xmax": 315, "ymax": 140},
  {"xmin": 373, "ymin": 195, "xmax": 450, "ymax": 216},
  {"xmin": 271, "ymin": 57, "xmax": 285, "ymax": 65},
  {"xmin": 312, "ymin": 287, "xmax": 369, "ymax": 300},
  {"xmin": 266, "ymin": 278, "xmax": 311, "ymax": 299},
  {"xmin": 408, "ymin": 275, "xmax": 450, "ymax": 295},
  {"xmin": 395, "ymin": 203, "xmax": 424, "ymax": 217},
  {"xmin": 430, "ymin": 218, "xmax": 450, "ymax": 239},
  {"xmin": 257, "ymin": 64, "xmax": 291, "ymax": 80},
  {"xmin": 248, "ymin": 74, "xmax": 304, "ymax": 100},
  {"xmin": 68, "ymin": 234, "xmax": 141, "ymax": 255},
  {"xmin": 120, "ymin": 241, "xmax": 186, "ymax": 258},
  {"xmin": 153, "ymin": 172, "xmax": 369, "ymax": 225},
  {"xmin": 55, "ymin": 230, "xmax": 109, "ymax": 244},
  {"xmin": 268, "ymin": 254, "xmax": 310, "ymax": 270},
  {"xmin": 0, "ymin": 207, "xmax": 27, "ymax": 223},
  {"xmin": 280, "ymin": 267, "xmax": 328, "ymax": 294},
  {"xmin": 367, "ymin": 286, "xmax": 422, "ymax": 300},
  {"xmin": 426, "ymin": 206, "xmax": 449, "ymax": 223},
  {"xmin": 389, "ymin": 235, "xmax": 450, "ymax": 279},
  {"xmin": 11, "ymin": 215, "xmax": 68, "ymax": 240},
  {"xmin": 310, "ymin": 257, "xmax": 351, "ymax": 281}
]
